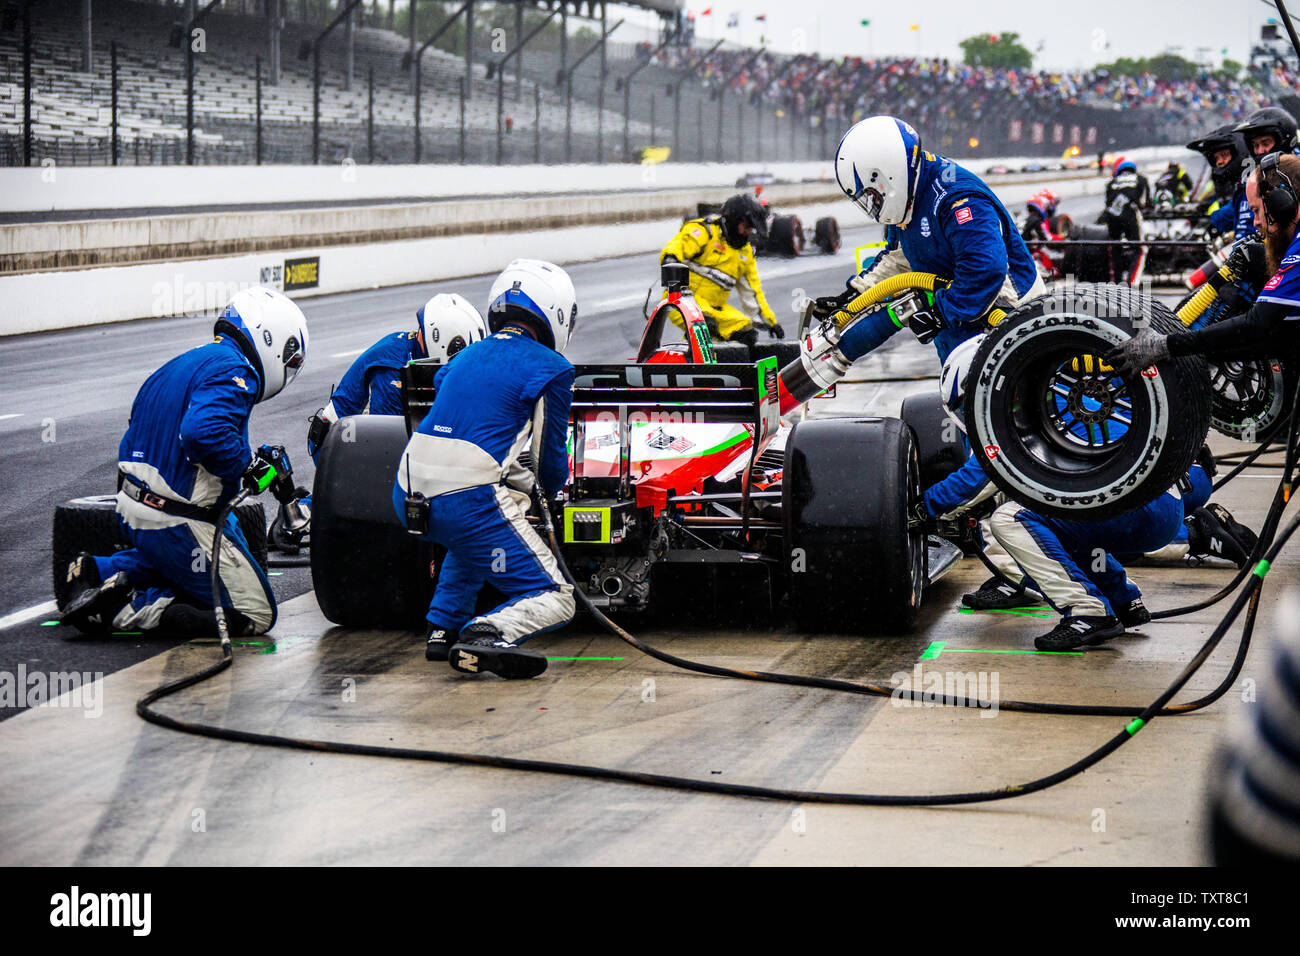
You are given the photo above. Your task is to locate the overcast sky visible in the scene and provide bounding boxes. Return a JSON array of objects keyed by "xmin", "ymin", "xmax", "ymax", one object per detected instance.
[{"xmin": 631, "ymin": 0, "xmax": 1287, "ymax": 70}]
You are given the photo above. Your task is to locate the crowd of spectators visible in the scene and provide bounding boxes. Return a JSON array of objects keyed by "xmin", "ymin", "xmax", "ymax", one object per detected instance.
[{"xmin": 633, "ymin": 40, "xmax": 1299, "ymax": 143}]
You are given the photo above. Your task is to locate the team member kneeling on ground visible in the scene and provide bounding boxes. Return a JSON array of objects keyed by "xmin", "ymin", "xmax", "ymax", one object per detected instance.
[
  {"xmin": 922, "ymin": 336, "xmax": 1223, "ymax": 651},
  {"xmin": 285, "ymin": 294, "xmax": 487, "ymax": 550},
  {"xmin": 61, "ymin": 288, "xmax": 308, "ymax": 638},
  {"xmin": 660, "ymin": 193, "xmax": 785, "ymax": 348},
  {"xmin": 394, "ymin": 259, "xmax": 577, "ymax": 680}
]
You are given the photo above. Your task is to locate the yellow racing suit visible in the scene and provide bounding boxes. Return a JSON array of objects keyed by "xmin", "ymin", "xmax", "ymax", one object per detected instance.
[{"xmin": 660, "ymin": 216, "xmax": 779, "ymax": 341}]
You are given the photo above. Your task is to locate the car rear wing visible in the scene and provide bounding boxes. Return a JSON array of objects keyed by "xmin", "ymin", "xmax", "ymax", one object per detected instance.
[{"xmin": 569, "ymin": 358, "xmax": 781, "ymax": 505}]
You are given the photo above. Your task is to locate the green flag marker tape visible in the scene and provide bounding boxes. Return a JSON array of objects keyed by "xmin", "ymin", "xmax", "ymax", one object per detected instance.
[
  {"xmin": 546, "ymin": 656, "xmax": 625, "ymax": 662},
  {"xmin": 1126, "ymin": 718, "xmax": 1145, "ymax": 736},
  {"xmin": 41, "ymin": 620, "xmax": 60, "ymax": 626},
  {"xmin": 1253, "ymin": 559, "xmax": 1271, "ymax": 579}
]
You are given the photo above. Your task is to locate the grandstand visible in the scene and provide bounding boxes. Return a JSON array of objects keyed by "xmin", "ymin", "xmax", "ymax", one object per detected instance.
[{"xmin": 2, "ymin": 0, "xmax": 1296, "ymax": 167}]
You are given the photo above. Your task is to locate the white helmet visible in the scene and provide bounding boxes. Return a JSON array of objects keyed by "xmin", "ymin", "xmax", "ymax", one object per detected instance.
[
  {"xmin": 417, "ymin": 293, "xmax": 487, "ymax": 363},
  {"xmin": 939, "ymin": 335, "xmax": 984, "ymax": 434},
  {"xmin": 214, "ymin": 287, "xmax": 308, "ymax": 403},
  {"xmin": 834, "ymin": 115, "xmax": 925, "ymax": 226},
  {"xmin": 487, "ymin": 259, "xmax": 578, "ymax": 353}
]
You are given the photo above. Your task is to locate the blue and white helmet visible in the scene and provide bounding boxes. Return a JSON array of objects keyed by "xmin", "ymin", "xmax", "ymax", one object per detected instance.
[
  {"xmin": 214, "ymin": 286, "xmax": 308, "ymax": 403},
  {"xmin": 940, "ymin": 335, "xmax": 984, "ymax": 434},
  {"xmin": 834, "ymin": 115, "xmax": 924, "ymax": 226},
  {"xmin": 417, "ymin": 293, "xmax": 487, "ymax": 363},
  {"xmin": 487, "ymin": 259, "xmax": 578, "ymax": 353}
]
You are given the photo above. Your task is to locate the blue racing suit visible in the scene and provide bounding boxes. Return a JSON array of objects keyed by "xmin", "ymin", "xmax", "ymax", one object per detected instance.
[
  {"xmin": 93, "ymin": 335, "xmax": 276, "ymax": 633},
  {"xmin": 1209, "ymin": 185, "xmax": 1252, "ymax": 240},
  {"xmin": 310, "ymin": 330, "xmax": 424, "ymax": 463},
  {"xmin": 839, "ymin": 150, "xmax": 1044, "ymax": 365},
  {"xmin": 392, "ymin": 327, "xmax": 576, "ymax": 642},
  {"xmin": 988, "ymin": 466, "xmax": 1213, "ymax": 618}
]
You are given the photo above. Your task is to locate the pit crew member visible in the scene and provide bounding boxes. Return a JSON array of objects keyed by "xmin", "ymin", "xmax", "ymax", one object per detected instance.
[
  {"xmin": 660, "ymin": 193, "xmax": 785, "ymax": 348},
  {"xmin": 814, "ymin": 115, "xmax": 1045, "ymax": 368},
  {"xmin": 393, "ymin": 260, "xmax": 577, "ymax": 680},
  {"xmin": 61, "ymin": 288, "xmax": 308, "ymax": 638}
]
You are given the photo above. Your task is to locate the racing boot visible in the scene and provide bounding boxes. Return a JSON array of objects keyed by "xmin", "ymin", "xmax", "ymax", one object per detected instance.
[
  {"xmin": 60, "ymin": 554, "xmax": 132, "ymax": 635},
  {"xmin": 962, "ymin": 576, "xmax": 1042, "ymax": 611},
  {"xmin": 425, "ymin": 622, "xmax": 455, "ymax": 662},
  {"xmin": 1186, "ymin": 504, "xmax": 1257, "ymax": 569},
  {"xmin": 1034, "ymin": 615, "xmax": 1125, "ymax": 652},
  {"xmin": 448, "ymin": 622, "xmax": 548, "ymax": 680},
  {"xmin": 1115, "ymin": 597, "xmax": 1151, "ymax": 629}
]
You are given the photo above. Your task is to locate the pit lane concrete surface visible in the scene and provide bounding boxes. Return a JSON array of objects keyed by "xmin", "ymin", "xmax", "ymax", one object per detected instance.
[{"xmin": 3, "ymin": 180, "xmax": 1286, "ymax": 866}]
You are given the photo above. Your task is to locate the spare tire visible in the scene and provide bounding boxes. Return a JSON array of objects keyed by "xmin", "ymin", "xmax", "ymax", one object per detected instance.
[
  {"xmin": 813, "ymin": 216, "xmax": 841, "ymax": 255},
  {"xmin": 710, "ymin": 341, "xmax": 752, "ymax": 364},
  {"xmin": 51, "ymin": 495, "xmax": 267, "ymax": 611},
  {"xmin": 900, "ymin": 392, "xmax": 967, "ymax": 488},
  {"xmin": 965, "ymin": 283, "xmax": 1211, "ymax": 521},
  {"xmin": 783, "ymin": 417, "xmax": 925, "ymax": 632},
  {"xmin": 310, "ymin": 415, "xmax": 437, "ymax": 628}
]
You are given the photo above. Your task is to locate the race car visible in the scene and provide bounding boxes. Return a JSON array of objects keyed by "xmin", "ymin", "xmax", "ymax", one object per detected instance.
[{"xmin": 308, "ymin": 272, "xmax": 963, "ymax": 636}]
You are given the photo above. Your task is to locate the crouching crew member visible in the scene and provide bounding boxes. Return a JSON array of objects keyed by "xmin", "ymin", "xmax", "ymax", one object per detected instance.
[
  {"xmin": 394, "ymin": 260, "xmax": 578, "ymax": 680},
  {"xmin": 61, "ymin": 288, "xmax": 309, "ymax": 637}
]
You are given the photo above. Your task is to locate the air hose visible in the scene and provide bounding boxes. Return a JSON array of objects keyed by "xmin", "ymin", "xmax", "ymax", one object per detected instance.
[{"xmin": 135, "ymin": 462, "xmax": 1296, "ymax": 806}]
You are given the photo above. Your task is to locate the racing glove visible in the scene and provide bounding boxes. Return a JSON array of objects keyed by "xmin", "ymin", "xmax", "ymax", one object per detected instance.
[
  {"xmin": 767, "ymin": 322, "xmax": 786, "ymax": 340},
  {"xmin": 887, "ymin": 290, "xmax": 945, "ymax": 344},
  {"xmin": 909, "ymin": 500, "xmax": 937, "ymax": 534},
  {"xmin": 809, "ymin": 288, "xmax": 856, "ymax": 320},
  {"xmin": 1104, "ymin": 329, "xmax": 1170, "ymax": 379}
]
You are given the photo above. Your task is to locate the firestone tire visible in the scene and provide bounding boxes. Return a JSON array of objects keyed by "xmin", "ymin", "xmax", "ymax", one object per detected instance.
[
  {"xmin": 783, "ymin": 417, "xmax": 925, "ymax": 633},
  {"xmin": 51, "ymin": 495, "xmax": 267, "ymax": 611},
  {"xmin": 965, "ymin": 283, "xmax": 1211, "ymax": 521},
  {"xmin": 310, "ymin": 415, "xmax": 438, "ymax": 629}
]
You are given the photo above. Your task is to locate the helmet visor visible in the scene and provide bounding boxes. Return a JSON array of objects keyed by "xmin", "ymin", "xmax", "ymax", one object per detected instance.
[{"xmin": 851, "ymin": 184, "xmax": 886, "ymax": 221}]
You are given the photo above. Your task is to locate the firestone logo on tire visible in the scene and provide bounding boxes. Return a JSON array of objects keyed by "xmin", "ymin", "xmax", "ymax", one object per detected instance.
[
  {"xmin": 1141, "ymin": 366, "xmax": 1159, "ymax": 378},
  {"xmin": 984, "ymin": 444, "xmax": 999, "ymax": 459}
]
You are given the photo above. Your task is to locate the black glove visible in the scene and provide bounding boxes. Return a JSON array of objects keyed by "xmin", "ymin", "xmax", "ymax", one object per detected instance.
[
  {"xmin": 1195, "ymin": 443, "xmax": 1218, "ymax": 479},
  {"xmin": 887, "ymin": 290, "xmax": 945, "ymax": 344},
  {"xmin": 909, "ymin": 500, "xmax": 937, "ymax": 534},
  {"xmin": 767, "ymin": 322, "xmax": 786, "ymax": 340},
  {"xmin": 243, "ymin": 444, "xmax": 296, "ymax": 503},
  {"xmin": 809, "ymin": 288, "xmax": 856, "ymax": 319},
  {"xmin": 1104, "ymin": 329, "xmax": 1170, "ymax": 379},
  {"xmin": 1216, "ymin": 282, "xmax": 1245, "ymax": 314}
]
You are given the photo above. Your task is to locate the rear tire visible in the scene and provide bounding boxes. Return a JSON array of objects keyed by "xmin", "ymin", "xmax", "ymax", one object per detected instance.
[
  {"xmin": 310, "ymin": 416, "xmax": 438, "ymax": 628},
  {"xmin": 900, "ymin": 392, "xmax": 967, "ymax": 488},
  {"xmin": 768, "ymin": 215, "xmax": 804, "ymax": 257},
  {"xmin": 783, "ymin": 417, "xmax": 925, "ymax": 632},
  {"xmin": 51, "ymin": 495, "xmax": 267, "ymax": 611},
  {"xmin": 965, "ymin": 283, "xmax": 1211, "ymax": 521},
  {"xmin": 813, "ymin": 216, "xmax": 841, "ymax": 254}
]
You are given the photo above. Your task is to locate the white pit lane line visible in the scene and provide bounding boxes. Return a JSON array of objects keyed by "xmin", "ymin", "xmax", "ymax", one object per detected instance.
[
  {"xmin": 0, "ymin": 413, "xmax": 23, "ymax": 422},
  {"xmin": 0, "ymin": 600, "xmax": 59, "ymax": 631}
]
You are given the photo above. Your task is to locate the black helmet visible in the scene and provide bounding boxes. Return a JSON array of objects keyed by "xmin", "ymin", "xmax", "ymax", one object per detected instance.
[
  {"xmin": 1188, "ymin": 123, "xmax": 1246, "ymax": 198},
  {"xmin": 720, "ymin": 193, "xmax": 767, "ymax": 249},
  {"xmin": 1236, "ymin": 106, "xmax": 1299, "ymax": 158}
]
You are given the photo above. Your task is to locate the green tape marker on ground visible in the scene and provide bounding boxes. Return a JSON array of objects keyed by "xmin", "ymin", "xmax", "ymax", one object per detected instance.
[
  {"xmin": 40, "ymin": 620, "xmax": 60, "ymax": 626},
  {"xmin": 546, "ymin": 656, "xmax": 625, "ymax": 662},
  {"xmin": 920, "ymin": 641, "xmax": 1082, "ymax": 661},
  {"xmin": 958, "ymin": 606, "xmax": 1054, "ymax": 619}
]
